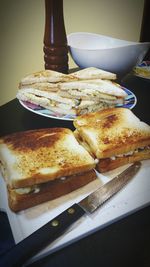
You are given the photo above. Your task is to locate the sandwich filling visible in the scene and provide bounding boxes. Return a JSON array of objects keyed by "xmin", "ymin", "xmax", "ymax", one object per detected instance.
[
  {"xmin": 109, "ymin": 146, "xmax": 150, "ymax": 160},
  {"xmin": 13, "ymin": 171, "xmax": 95, "ymax": 195}
]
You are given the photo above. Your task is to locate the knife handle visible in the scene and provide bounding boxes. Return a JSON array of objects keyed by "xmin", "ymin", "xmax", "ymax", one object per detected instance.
[{"xmin": 0, "ymin": 204, "xmax": 85, "ymax": 267}]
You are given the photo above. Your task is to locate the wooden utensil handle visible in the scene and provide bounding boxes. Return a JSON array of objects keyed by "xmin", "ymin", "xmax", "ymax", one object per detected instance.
[{"xmin": 0, "ymin": 204, "xmax": 85, "ymax": 267}]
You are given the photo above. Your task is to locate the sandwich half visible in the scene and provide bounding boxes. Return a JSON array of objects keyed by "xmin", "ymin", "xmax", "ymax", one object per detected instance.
[
  {"xmin": 58, "ymin": 79, "xmax": 127, "ymax": 114},
  {"xmin": 73, "ymin": 108, "xmax": 150, "ymax": 172},
  {"xmin": 19, "ymin": 69, "xmax": 77, "ymax": 87},
  {"xmin": 70, "ymin": 67, "xmax": 117, "ymax": 80},
  {"xmin": 0, "ymin": 128, "xmax": 96, "ymax": 212},
  {"xmin": 17, "ymin": 87, "xmax": 80, "ymax": 115}
]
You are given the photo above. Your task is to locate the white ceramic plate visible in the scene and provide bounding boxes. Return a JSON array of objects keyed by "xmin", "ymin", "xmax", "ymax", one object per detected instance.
[{"xmin": 19, "ymin": 88, "xmax": 137, "ymax": 121}]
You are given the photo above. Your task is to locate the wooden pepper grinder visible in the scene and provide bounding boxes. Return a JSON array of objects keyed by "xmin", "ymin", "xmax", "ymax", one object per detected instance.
[{"xmin": 43, "ymin": 0, "xmax": 69, "ymax": 73}]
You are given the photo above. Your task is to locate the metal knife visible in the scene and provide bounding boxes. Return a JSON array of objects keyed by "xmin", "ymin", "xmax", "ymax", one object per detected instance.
[{"xmin": 0, "ymin": 162, "xmax": 141, "ymax": 267}]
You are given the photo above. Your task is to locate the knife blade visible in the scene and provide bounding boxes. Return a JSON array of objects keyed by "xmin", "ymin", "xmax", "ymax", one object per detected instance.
[{"xmin": 0, "ymin": 162, "xmax": 141, "ymax": 267}]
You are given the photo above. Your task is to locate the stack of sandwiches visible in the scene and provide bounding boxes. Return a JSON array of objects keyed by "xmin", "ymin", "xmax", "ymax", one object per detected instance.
[{"xmin": 17, "ymin": 67, "xmax": 127, "ymax": 115}]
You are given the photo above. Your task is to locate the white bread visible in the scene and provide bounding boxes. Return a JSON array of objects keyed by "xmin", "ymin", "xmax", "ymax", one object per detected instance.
[
  {"xmin": 19, "ymin": 82, "xmax": 59, "ymax": 91},
  {"xmin": 73, "ymin": 108, "xmax": 150, "ymax": 160},
  {"xmin": 58, "ymin": 79, "xmax": 127, "ymax": 99},
  {"xmin": 71, "ymin": 67, "xmax": 117, "ymax": 80},
  {"xmin": 57, "ymin": 79, "xmax": 127, "ymax": 115},
  {"xmin": 0, "ymin": 128, "xmax": 95, "ymax": 189},
  {"xmin": 17, "ymin": 88, "xmax": 78, "ymax": 112},
  {"xmin": 20, "ymin": 69, "xmax": 77, "ymax": 86}
]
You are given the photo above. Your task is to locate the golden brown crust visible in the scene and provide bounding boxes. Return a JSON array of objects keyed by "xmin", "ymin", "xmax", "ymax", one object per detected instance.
[
  {"xmin": 73, "ymin": 108, "xmax": 150, "ymax": 158},
  {"xmin": 0, "ymin": 128, "xmax": 95, "ymax": 188},
  {"xmin": 0, "ymin": 128, "xmax": 68, "ymax": 150},
  {"xmin": 7, "ymin": 170, "xmax": 97, "ymax": 212},
  {"xmin": 96, "ymin": 148, "xmax": 150, "ymax": 172}
]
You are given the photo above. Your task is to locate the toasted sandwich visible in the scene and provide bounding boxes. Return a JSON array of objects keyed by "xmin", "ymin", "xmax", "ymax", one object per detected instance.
[
  {"xmin": 0, "ymin": 128, "xmax": 96, "ymax": 212},
  {"xmin": 73, "ymin": 108, "xmax": 150, "ymax": 172}
]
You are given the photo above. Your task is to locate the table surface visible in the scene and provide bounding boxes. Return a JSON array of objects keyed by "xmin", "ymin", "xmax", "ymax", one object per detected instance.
[{"xmin": 0, "ymin": 73, "xmax": 150, "ymax": 267}]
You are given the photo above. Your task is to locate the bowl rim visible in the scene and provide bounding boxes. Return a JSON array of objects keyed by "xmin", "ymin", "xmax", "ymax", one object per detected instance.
[{"xmin": 67, "ymin": 32, "xmax": 150, "ymax": 51}]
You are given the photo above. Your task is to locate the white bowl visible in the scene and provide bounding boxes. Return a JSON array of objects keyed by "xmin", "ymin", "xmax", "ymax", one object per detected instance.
[{"xmin": 67, "ymin": 32, "xmax": 150, "ymax": 77}]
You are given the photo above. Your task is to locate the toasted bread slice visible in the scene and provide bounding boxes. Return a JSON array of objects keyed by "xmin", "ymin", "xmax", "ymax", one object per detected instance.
[
  {"xmin": 7, "ymin": 169, "xmax": 97, "ymax": 212},
  {"xmin": 73, "ymin": 108, "xmax": 150, "ymax": 159},
  {"xmin": 0, "ymin": 128, "xmax": 95, "ymax": 189}
]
